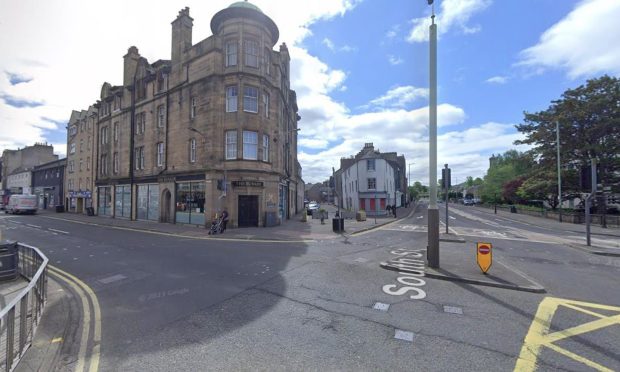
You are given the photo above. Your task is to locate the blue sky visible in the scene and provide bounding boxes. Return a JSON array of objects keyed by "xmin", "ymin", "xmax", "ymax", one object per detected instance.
[{"xmin": 1, "ymin": 0, "xmax": 619, "ymax": 184}]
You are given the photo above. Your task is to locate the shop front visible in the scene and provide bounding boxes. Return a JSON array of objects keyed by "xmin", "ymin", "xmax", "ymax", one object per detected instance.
[
  {"xmin": 114, "ymin": 185, "xmax": 131, "ymax": 218},
  {"xmin": 67, "ymin": 190, "xmax": 92, "ymax": 213},
  {"xmin": 98, "ymin": 186, "xmax": 112, "ymax": 216},
  {"xmin": 175, "ymin": 181, "xmax": 205, "ymax": 225},
  {"xmin": 137, "ymin": 184, "xmax": 159, "ymax": 221}
]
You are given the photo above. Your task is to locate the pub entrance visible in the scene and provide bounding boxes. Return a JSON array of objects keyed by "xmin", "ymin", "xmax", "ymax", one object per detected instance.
[{"xmin": 238, "ymin": 195, "xmax": 259, "ymax": 227}]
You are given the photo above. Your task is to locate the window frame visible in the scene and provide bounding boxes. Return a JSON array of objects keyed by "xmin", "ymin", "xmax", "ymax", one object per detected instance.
[
  {"xmin": 244, "ymin": 39, "xmax": 259, "ymax": 68},
  {"xmin": 225, "ymin": 41, "xmax": 237, "ymax": 67},
  {"xmin": 262, "ymin": 134, "xmax": 269, "ymax": 162},
  {"xmin": 242, "ymin": 130, "xmax": 258, "ymax": 160},
  {"xmin": 225, "ymin": 131, "xmax": 237, "ymax": 160},
  {"xmin": 156, "ymin": 142, "xmax": 165, "ymax": 167},
  {"xmin": 367, "ymin": 177, "xmax": 376, "ymax": 190},
  {"xmin": 367, "ymin": 159, "xmax": 376, "ymax": 171},
  {"xmin": 243, "ymin": 86, "xmax": 258, "ymax": 113},
  {"xmin": 226, "ymin": 86, "xmax": 238, "ymax": 112},
  {"xmin": 263, "ymin": 91, "xmax": 269, "ymax": 118},
  {"xmin": 113, "ymin": 152, "xmax": 119, "ymax": 174},
  {"xmin": 189, "ymin": 138, "xmax": 196, "ymax": 163},
  {"xmin": 190, "ymin": 97, "xmax": 196, "ymax": 119}
]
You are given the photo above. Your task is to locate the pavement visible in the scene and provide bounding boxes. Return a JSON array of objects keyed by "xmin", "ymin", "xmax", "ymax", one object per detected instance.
[
  {"xmin": 34, "ymin": 202, "xmax": 418, "ymax": 242},
  {"xmin": 0, "ymin": 276, "xmax": 29, "ymax": 309}
]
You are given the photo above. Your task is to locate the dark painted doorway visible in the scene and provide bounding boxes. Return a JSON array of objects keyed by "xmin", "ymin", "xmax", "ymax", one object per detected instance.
[{"xmin": 238, "ymin": 195, "xmax": 259, "ymax": 227}]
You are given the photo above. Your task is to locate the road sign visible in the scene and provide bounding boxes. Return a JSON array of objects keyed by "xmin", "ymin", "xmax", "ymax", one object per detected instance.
[{"xmin": 476, "ymin": 242, "xmax": 492, "ymax": 274}]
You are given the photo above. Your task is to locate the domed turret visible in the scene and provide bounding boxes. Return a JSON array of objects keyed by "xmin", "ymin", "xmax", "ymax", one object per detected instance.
[{"xmin": 210, "ymin": 0, "xmax": 279, "ymax": 46}]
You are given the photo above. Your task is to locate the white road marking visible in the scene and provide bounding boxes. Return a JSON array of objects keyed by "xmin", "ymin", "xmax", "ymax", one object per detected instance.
[
  {"xmin": 373, "ymin": 302, "xmax": 390, "ymax": 311},
  {"xmin": 449, "ymin": 216, "xmax": 456, "ymax": 220},
  {"xmin": 416, "ymin": 216, "xmax": 424, "ymax": 219},
  {"xmin": 394, "ymin": 330, "xmax": 414, "ymax": 342},
  {"xmin": 26, "ymin": 224, "xmax": 42, "ymax": 229},
  {"xmin": 443, "ymin": 305, "xmax": 463, "ymax": 314},
  {"xmin": 98, "ymin": 274, "xmax": 127, "ymax": 284},
  {"xmin": 354, "ymin": 257, "xmax": 369, "ymax": 263},
  {"xmin": 48, "ymin": 228, "xmax": 69, "ymax": 235}
]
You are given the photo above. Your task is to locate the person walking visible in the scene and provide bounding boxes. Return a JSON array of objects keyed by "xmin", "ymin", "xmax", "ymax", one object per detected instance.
[{"xmin": 221, "ymin": 209, "xmax": 229, "ymax": 232}]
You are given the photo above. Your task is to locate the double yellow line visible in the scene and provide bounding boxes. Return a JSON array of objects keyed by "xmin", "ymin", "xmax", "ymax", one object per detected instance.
[{"xmin": 48, "ymin": 265, "xmax": 101, "ymax": 372}]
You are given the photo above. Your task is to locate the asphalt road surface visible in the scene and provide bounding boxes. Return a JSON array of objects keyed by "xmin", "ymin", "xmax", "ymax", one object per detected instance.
[{"xmin": 2, "ymin": 206, "xmax": 619, "ymax": 371}]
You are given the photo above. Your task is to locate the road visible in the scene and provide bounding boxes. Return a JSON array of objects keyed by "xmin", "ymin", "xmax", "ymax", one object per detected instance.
[{"xmin": 2, "ymin": 205, "xmax": 619, "ymax": 371}]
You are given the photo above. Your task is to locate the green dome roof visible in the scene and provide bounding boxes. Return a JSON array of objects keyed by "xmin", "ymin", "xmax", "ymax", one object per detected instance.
[{"xmin": 228, "ymin": 1, "xmax": 262, "ymax": 13}]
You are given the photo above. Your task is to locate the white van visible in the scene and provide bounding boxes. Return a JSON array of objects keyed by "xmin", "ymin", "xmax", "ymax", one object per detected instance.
[{"xmin": 6, "ymin": 194, "xmax": 38, "ymax": 215}]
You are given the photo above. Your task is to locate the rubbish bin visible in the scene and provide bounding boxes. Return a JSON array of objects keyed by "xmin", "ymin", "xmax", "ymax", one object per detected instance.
[
  {"xmin": 56, "ymin": 205, "xmax": 65, "ymax": 213},
  {"xmin": 86, "ymin": 207, "xmax": 95, "ymax": 216},
  {"xmin": 332, "ymin": 218, "xmax": 344, "ymax": 233},
  {"xmin": 0, "ymin": 242, "xmax": 19, "ymax": 281},
  {"xmin": 510, "ymin": 205, "xmax": 517, "ymax": 213}
]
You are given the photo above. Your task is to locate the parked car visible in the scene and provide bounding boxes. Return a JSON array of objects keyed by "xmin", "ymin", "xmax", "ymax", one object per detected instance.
[
  {"xmin": 307, "ymin": 201, "xmax": 320, "ymax": 215},
  {"xmin": 463, "ymin": 198, "xmax": 475, "ymax": 206},
  {"xmin": 6, "ymin": 194, "xmax": 38, "ymax": 215}
]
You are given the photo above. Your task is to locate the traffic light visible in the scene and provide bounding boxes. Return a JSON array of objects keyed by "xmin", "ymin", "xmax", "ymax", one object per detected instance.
[{"xmin": 441, "ymin": 168, "xmax": 451, "ymax": 190}]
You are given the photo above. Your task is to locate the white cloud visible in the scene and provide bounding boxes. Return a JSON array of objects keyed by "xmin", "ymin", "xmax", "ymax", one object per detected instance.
[
  {"xmin": 485, "ymin": 75, "xmax": 508, "ymax": 84},
  {"xmin": 388, "ymin": 55, "xmax": 404, "ymax": 65},
  {"xmin": 517, "ymin": 0, "xmax": 620, "ymax": 79},
  {"xmin": 322, "ymin": 37, "xmax": 356, "ymax": 53},
  {"xmin": 365, "ymin": 85, "xmax": 429, "ymax": 109},
  {"xmin": 386, "ymin": 25, "xmax": 400, "ymax": 39},
  {"xmin": 407, "ymin": 0, "xmax": 492, "ymax": 43},
  {"xmin": 322, "ymin": 38, "xmax": 336, "ymax": 51},
  {"xmin": 298, "ymin": 138, "xmax": 329, "ymax": 149}
]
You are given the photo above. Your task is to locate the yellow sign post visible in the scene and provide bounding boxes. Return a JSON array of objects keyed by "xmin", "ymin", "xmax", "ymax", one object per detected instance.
[{"xmin": 476, "ymin": 242, "xmax": 492, "ymax": 274}]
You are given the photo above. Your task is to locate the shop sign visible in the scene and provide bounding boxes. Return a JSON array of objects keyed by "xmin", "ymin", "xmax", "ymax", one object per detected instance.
[{"xmin": 231, "ymin": 181, "xmax": 264, "ymax": 188}]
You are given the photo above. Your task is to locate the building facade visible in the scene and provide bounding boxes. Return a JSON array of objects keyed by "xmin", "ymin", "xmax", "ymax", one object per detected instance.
[
  {"xmin": 1, "ymin": 144, "xmax": 58, "ymax": 203},
  {"xmin": 337, "ymin": 143, "xmax": 407, "ymax": 215},
  {"xmin": 32, "ymin": 159, "xmax": 66, "ymax": 209},
  {"xmin": 88, "ymin": 2, "xmax": 301, "ymax": 227},
  {"xmin": 65, "ymin": 108, "xmax": 97, "ymax": 213},
  {"xmin": 6, "ymin": 170, "xmax": 32, "ymax": 195}
]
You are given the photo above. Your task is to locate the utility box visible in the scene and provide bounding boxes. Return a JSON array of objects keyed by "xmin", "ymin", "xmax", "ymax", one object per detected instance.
[
  {"xmin": 264, "ymin": 211, "xmax": 278, "ymax": 227},
  {"xmin": 0, "ymin": 242, "xmax": 19, "ymax": 281},
  {"xmin": 356, "ymin": 211, "xmax": 367, "ymax": 221}
]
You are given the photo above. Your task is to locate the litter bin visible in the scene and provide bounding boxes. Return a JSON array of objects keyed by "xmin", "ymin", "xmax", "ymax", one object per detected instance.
[
  {"xmin": 56, "ymin": 205, "xmax": 65, "ymax": 213},
  {"xmin": 510, "ymin": 205, "xmax": 517, "ymax": 213},
  {"xmin": 86, "ymin": 207, "xmax": 95, "ymax": 216},
  {"xmin": 0, "ymin": 242, "xmax": 19, "ymax": 281},
  {"xmin": 332, "ymin": 218, "xmax": 344, "ymax": 233}
]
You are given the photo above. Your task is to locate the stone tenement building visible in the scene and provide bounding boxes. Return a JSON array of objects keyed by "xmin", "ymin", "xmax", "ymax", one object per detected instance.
[
  {"xmin": 65, "ymin": 107, "xmax": 97, "ymax": 213},
  {"xmin": 85, "ymin": 2, "xmax": 302, "ymax": 227}
]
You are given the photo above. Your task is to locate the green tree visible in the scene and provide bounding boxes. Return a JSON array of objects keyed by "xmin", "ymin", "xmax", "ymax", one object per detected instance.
[
  {"xmin": 515, "ymin": 75, "xmax": 620, "ymax": 197},
  {"xmin": 480, "ymin": 150, "xmax": 535, "ymax": 203}
]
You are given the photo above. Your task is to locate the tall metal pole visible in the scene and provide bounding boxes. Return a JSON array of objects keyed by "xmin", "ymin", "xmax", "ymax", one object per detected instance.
[
  {"xmin": 427, "ymin": 3, "xmax": 440, "ymax": 268},
  {"xmin": 556, "ymin": 121, "xmax": 562, "ymax": 222},
  {"xmin": 445, "ymin": 164, "xmax": 449, "ymax": 234},
  {"xmin": 586, "ymin": 158, "xmax": 596, "ymax": 246}
]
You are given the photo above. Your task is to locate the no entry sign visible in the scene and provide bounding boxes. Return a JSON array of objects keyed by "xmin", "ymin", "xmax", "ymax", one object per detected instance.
[{"xmin": 476, "ymin": 242, "xmax": 492, "ymax": 274}]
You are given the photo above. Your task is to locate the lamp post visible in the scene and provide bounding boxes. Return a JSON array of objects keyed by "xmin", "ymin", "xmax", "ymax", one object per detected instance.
[
  {"xmin": 556, "ymin": 121, "xmax": 562, "ymax": 222},
  {"xmin": 427, "ymin": 0, "xmax": 440, "ymax": 268}
]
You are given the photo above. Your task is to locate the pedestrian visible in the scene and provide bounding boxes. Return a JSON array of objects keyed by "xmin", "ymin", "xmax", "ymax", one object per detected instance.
[
  {"xmin": 392, "ymin": 205, "xmax": 397, "ymax": 218},
  {"xmin": 221, "ymin": 209, "xmax": 229, "ymax": 232}
]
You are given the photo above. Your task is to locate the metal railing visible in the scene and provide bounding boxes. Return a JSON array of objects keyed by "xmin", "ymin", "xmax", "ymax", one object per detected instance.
[{"xmin": 0, "ymin": 243, "xmax": 48, "ymax": 371}]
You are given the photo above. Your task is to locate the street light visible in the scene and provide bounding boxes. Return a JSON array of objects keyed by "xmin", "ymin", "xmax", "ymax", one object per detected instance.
[
  {"xmin": 556, "ymin": 121, "xmax": 562, "ymax": 222},
  {"xmin": 427, "ymin": 0, "xmax": 440, "ymax": 268}
]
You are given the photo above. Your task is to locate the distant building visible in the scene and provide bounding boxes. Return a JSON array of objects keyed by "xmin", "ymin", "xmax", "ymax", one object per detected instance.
[
  {"xmin": 335, "ymin": 143, "xmax": 407, "ymax": 216},
  {"xmin": 6, "ymin": 169, "xmax": 32, "ymax": 195},
  {"xmin": 1, "ymin": 143, "xmax": 58, "ymax": 187},
  {"xmin": 32, "ymin": 159, "xmax": 66, "ymax": 209}
]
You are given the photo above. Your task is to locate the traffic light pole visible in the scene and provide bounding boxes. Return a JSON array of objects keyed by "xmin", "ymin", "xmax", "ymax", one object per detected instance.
[{"xmin": 444, "ymin": 164, "xmax": 449, "ymax": 234}]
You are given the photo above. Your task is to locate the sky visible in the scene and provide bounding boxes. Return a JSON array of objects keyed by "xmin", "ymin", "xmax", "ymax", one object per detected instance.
[{"xmin": 1, "ymin": 0, "xmax": 619, "ymax": 184}]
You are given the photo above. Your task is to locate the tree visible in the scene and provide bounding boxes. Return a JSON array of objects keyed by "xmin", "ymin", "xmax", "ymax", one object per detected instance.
[
  {"xmin": 480, "ymin": 150, "xmax": 535, "ymax": 203},
  {"xmin": 502, "ymin": 177, "xmax": 526, "ymax": 204},
  {"xmin": 515, "ymin": 75, "xmax": 620, "ymax": 197},
  {"xmin": 408, "ymin": 181, "xmax": 428, "ymax": 200}
]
